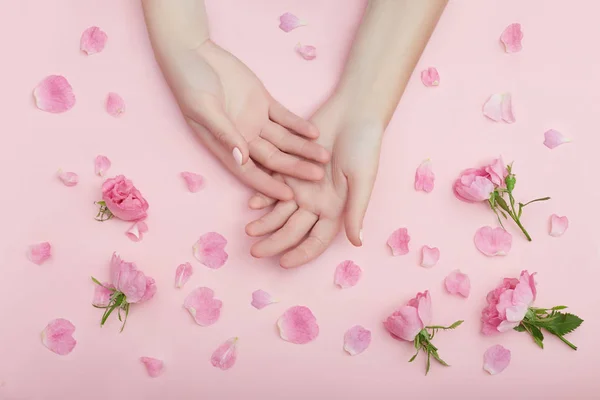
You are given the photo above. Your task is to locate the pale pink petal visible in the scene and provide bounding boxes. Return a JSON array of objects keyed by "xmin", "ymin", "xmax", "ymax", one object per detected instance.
[
  {"xmin": 193, "ymin": 232, "xmax": 228, "ymax": 269},
  {"xmin": 277, "ymin": 306, "xmax": 319, "ymax": 344},
  {"xmin": 549, "ymin": 214, "xmax": 569, "ymax": 237},
  {"xmin": 140, "ymin": 357, "xmax": 164, "ymax": 378},
  {"xmin": 420, "ymin": 67, "xmax": 440, "ymax": 87},
  {"xmin": 27, "ymin": 242, "xmax": 51, "ymax": 265},
  {"xmin": 57, "ymin": 170, "xmax": 78, "ymax": 187},
  {"xmin": 483, "ymin": 345, "xmax": 511, "ymax": 375},
  {"xmin": 138, "ymin": 277, "xmax": 157, "ymax": 303},
  {"xmin": 106, "ymin": 92, "xmax": 125, "ymax": 117},
  {"xmin": 33, "ymin": 75, "xmax": 75, "ymax": 113},
  {"xmin": 543, "ymin": 129, "xmax": 571, "ymax": 149},
  {"xmin": 126, "ymin": 221, "xmax": 148, "ymax": 242},
  {"xmin": 483, "ymin": 93, "xmax": 514, "ymax": 123},
  {"xmin": 181, "ymin": 172, "xmax": 205, "ymax": 193},
  {"xmin": 420, "ymin": 246, "xmax": 440, "ymax": 268},
  {"xmin": 295, "ymin": 43, "xmax": 316, "ymax": 60},
  {"xmin": 343, "ymin": 325, "xmax": 371, "ymax": 356},
  {"xmin": 175, "ymin": 262, "xmax": 193, "ymax": 289},
  {"xmin": 383, "ymin": 305, "xmax": 424, "ymax": 341},
  {"xmin": 41, "ymin": 318, "xmax": 76, "ymax": 355},
  {"xmin": 500, "ymin": 93, "xmax": 515, "ymax": 123},
  {"xmin": 387, "ymin": 228, "xmax": 411, "ymax": 256},
  {"xmin": 500, "ymin": 23, "xmax": 523, "ymax": 53},
  {"xmin": 444, "ymin": 270, "xmax": 471, "ymax": 298},
  {"xmin": 92, "ymin": 282, "xmax": 114, "ymax": 307},
  {"xmin": 251, "ymin": 289, "xmax": 277, "ymax": 310},
  {"xmin": 80, "ymin": 26, "xmax": 108, "ymax": 55},
  {"xmin": 210, "ymin": 337, "xmax": 238, "ymax": 370},
  {"xmin": 414, "ymin": 159, "xmax": 435, "ymax": 193},
  {"xmin": 474, "ymin": 226, "xmax": 512, "ymax": 257},
  {"xmin": 184, "ymin": 287, "xmax": 223, "ymax": 326},
  {"xmin": 94, "ymin": 155, "xmax": 111, "ymax": 177},
  {"xmin": 279, "ymin": 12, "xmax": 306, "ymax": 32},
  {"xmin": 334, "ymin": 260, "xmax": 362, "ymax": 288}
]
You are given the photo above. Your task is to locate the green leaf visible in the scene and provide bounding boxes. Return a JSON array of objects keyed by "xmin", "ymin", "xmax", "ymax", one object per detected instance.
[
  {"xmin": 517, "ymin": 203, "xmax": 523, "ymax": 219},
  {"xmin": 96, "ymin": 201, "xmax": 106, "ymax": 206},
  {"xmin": 425, "ymin": 320, "xmax": 463, "ymax": 331},
  {"xmin": 520, "ymin": 197, "xmax": 551, "ymax": 207},
  {"xmin": 408, "ymin": 350, "xmax": 419, "ymax": 363},
  {"xmin": 414, "ymin": 334, "xmax": 421, "ymax": 349},
  {"xmin": 513, "ymin": 324, "xmax": 527, "ymax": 332},
  {"xmin": 528, "ymin": 324, "xmax": 545, "ymax": 349},
  {"xmin": 494, "ymin": 194, "xmax": 511, "ymax": 215},
  {"xmin": 539, "ymin": 312, "xmax": 583, "ymax": 336},
  {"xmin": 425, "ymin": 350, "xmax": 431, "ymax": 375},
  {"xmin": 552, "ymin": 306, "xmax": 568, "ymax": 311},
  {"xmin": 430, "ymin": 349, "xmax": 449, "ymax": 367},
  {"xmin": 119, "ymin": 303, "xmax": 130, "ymax": 333}
]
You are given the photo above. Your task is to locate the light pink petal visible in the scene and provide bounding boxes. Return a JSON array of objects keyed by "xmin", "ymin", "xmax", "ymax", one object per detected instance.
[
  {"xmin": 444, "ymin": 270, "xmax": 471, "ymax": 298},
  {"xmin": 193, "ymin": 232, "xmax": 228, "ymax": 269},
  {"xmin": 57, "ymin": 170, "xmax": 78, "ymax": 187},
  {"xmin": 420, "ymin": 246, "xmax": 440, "ymax": 268},
  {"xmin": 500, "ymin": 23, "xmax": 523, "ymax": 53},
  {"xmin": 343, "ymin": 325, "xmax": 372, "ymax": 356},
  {"xmin": 543, "ymin": 129, "xmax": 571, "ymax": 149},
  {"xmin": 500, "ymin": 93, "xmax": 515, "ymax": 123},
  {"xmin": 175, "ymin": 262, "xmax": 193, "ymax": 289},
  {"xmin": 92, "ymin": 282, "xmax": 114, "ymax": 307},
  {"xmin": 279, "ymin": 12, "xmax": 306, "ymax": 32},
  {"xmin": 140, "ymin": 357, "xmax": 164, "ymax": 378},
  {"xmin": 277, "ymin": 306, "xmax": 319, "ymax": 344},
  {"xmin": 483, "ymin": 345, "xmax": 511, "ymax": 375},
  {"xmin": 125, "ymin": 221, "xmax": 148, "ymax": 242},
  {"xmin": 184, "ymin": 287, "xmax": 223, "ymax": 326},
  {"xmin": 251, "ymin": 289, "xmax": 277, "ymax": 310},
  {"xmin": 483, "ymin": 93, "xmax": 515, "ymax": 123},
  {"xmin": 383, "ymin": 305, "xmax": 424, "ymax": 342},
  {"xmin": 80, "ymin": 26, "xmax": 108, "ymax": 55},
  {"xmin": 295, "ymin": 43, "xmax": 316, "ymax": 60},
  {"xmin": 106, "ymin": 93, "xmax": 125, "ymax": 117},
  {"xmin": 41, "ymin": 318, "xmax": 76, "ymax": 355},
  {"xmin": 549, "ymin": 214, "xmax": 569, "ymax": 237},
  {"xmin": 210, "ymin": 337, "xmax": 238, "ymax": 370},
  {"xmin": 181, "ymin": 172, "xmax": 205, "ymax": 193},
  {"xmin": 387, "ymin": 228, "xmax": 411, "ymax": 256},
  {"xmin": 474, "ymin": 226, "xmax": 512, "ymax": 257},
  {"xmin": 414, "ymin": 159, "xmax": 435, "ymax": 193},
  {"xmin": 27, "ymin": 242, "xmax": 51, "ymax": 265},
  {"xmin": 334, "ymin": 260, "xmax": 362, "ymax": 288},
  {"xmin": 138, "ymin": 276, "xmax": 157, "ymax": 303},
  {"xmin": 94, "ymin": 155, "xmax": 111, "ymax": 177},
  {"xmin": 33, "ymin": 75, "xmax": 75, "ymax": 113},
  {"xmin": 420, "ymin": 67, "xmax": 440, "ymax": 87}
]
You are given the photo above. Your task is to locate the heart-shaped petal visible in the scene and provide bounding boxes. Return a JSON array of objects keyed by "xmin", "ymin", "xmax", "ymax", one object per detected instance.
[
  {"xmin": 500, "ymin": 23, "xmax": 523, "ymax": 53},
  {"xmin": 343, "ymin": 325, "xmax": 371, "ymax": 356},
  {"xmin": 193, "ymin": 232, "xmax": 228, "ymax": 269},
  {"xmin": 474, "ymin": 226, "xmax": 512, "ymax": 257},
  {"xmin": 549, "ymin": 214, "xmax": 569, "ymax": 237},
  {"xmin": 140, "ymin": 357, "xmax": 164, "ymax": 378},
  {"xmin": 80, "ymin": 26, "xmax": 108, "ymax": 55},
  {"xmin": 444, "ymin": 270, "xmax": 471, "ymax": 297},
  {"xmin": 27, "ymin": 242, "xmax": 52, "ymax": 265},
  {"xmin": 175, "ymin": 262, "xmax": 193, "ymax": 289},
  {"xmin": 33, "ymin": 75, "xmax": 75, "ymax": 113},
  {"xmin": 295, "ymin": 43, "xmax": 316, "ymax": 60},
  {"xmin": 543, "ymin": 129, "xmax": 571, "ymax": 149},
  {"xmin": 184, "ymin": 287, "xmax": 223, "ymax": 326},
  {"xmin": 277, "ymin": 306, "xmax": 319, "ymax": 344},
  {"xmin": 181, "ymin": 172, "xmax": 205, "ymax": 193},
  {"xmin": 106, "ymin": 93, "xmax": 125, "ymax": 117},
  {"xmin": 57, "ymin": 170, "xmax": 78, "ymax": 187},
  {"xmin": 483, "ymin": 93, "xmax": 515, "ymax": 123},
  {"xmin": 41, "ymin": 318, "xmax": 76, "ymax": 355},
  {"xmin": 279, "ymin": 12, "xmax": 306, "ymax": 32},
  {"xmin": 483, "ymin": 344, "xmax": 511, "ymax": 375},
  {"xmin": 420, "ymin": 67, "xmax": 440, "ymax": 87},
  {"xmin": 251, "ymin": 289, "xmax": 277, "ymax": 310},
  {"xmin": 387, "ymin": 228, "xmax": 411, "ymax": 256},
  {"xmin": 420, "ymin": 246, "xmax": 440, "ymax": 268},
  {"xmin": 334, "ymin": 260, "xmax": 362, "ymax": 288},
  {"xmin": 210, "ymin": 337, "xmax": 238, "ymax": 370}
]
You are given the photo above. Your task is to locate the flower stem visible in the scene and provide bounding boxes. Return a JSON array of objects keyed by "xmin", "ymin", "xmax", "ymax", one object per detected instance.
[{"xmin": 508, "ymin": 193, "xmax": 532, "ymax": 241}]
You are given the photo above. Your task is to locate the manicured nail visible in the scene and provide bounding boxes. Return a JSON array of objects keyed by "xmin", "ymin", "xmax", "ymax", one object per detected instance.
[
  {"xmin": 359, "ymin": 229, "xmax": 363, "ymax": 244},
  {"xmin": 232, "ymin": 147, "xmax": 243, "ymax": 165}
]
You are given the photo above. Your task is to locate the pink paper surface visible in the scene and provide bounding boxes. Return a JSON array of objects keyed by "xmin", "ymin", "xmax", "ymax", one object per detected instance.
[{"xmin": 0, "ymin": 1, "xmax": 598, "ymax": 399}]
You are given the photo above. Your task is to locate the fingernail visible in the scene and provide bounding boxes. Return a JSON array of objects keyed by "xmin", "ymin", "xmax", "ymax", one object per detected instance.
[
  {"xmin": 232, "ymin": 147, "xmax": 243, "ymax": 165},
  {"xmin": 359, "ymin": 229, "xmax": 363, "ymax": 244}
]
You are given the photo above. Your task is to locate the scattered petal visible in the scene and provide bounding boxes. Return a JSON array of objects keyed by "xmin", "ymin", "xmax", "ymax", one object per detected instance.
[
  {"xmin": 33, "ymin": 75, "xmax": 75, "ymax": 113},
  {"xmin": 444, "ymin": 270, "xmax": 471, "ymax": 298},
  {"xmin": 334, "ymin": 260, "xmax": 362, "ymax": 288},
  {"xmin": 543, "ymin": 129, "xmax": 571, "ymax": 149},
  {"xmin": 106, "ymin": 92, "xmax": 125, "ymax": 117},
  {"xmin": 94, "ymin": 155, "xmax": 111, "ymax": 177},
  {"xmin": 211, "ymin": 337, "xmax": 238, "ymax": 370},
  {"xmin": 549, "ymin": 214, "xmax": 569, "ymax": 237},
  {"xmin": 80, "ymin": 26, "xmax": 108, "ymax": 55},
  {"xmin": 140, "ymin": 357, "xmax": 164, "ymax": 378},
  {"xmin": 41, "ymin": 318, "xmax": 76, "ymax": 355},
  {"xmin": 184, "ymin": 287, "xmax": 223, "ymax": 326},
  {"xmin": 420, "ymin": 246, "xmax": 440, "ymax": 268},
  {"xmin": 251, "ymin": 289, "xmax": 277, "ymax": 310},
  {"xmin": 500, "ymin": 23, "xmax": 523, "ymax": 53},
  {"xmin": 57, "ymin": 170, "xmax": 78, "ymax": 187},
  {"xmin": 483, "ymin": 345, "xmax": 511, "ymax": 375},
  {"xmin": 414, "ymin": 159, "xmax": 435, "ymax": 193},
  {"xmin": 483, "ymin": 93, "xmax": 515, "ymax": 123},
  {"xmin": 421, "ymin": 67, "xmax": 440, "ymax": 87},
  {"xmin": 27, "ymin": 242, "xmax": 51, "ymax": 265},
  {"xmin": 193, "ymin": 232, "xmax": 228, "ymax": 269},
  {"xmin": 474, "ymin": 226, "xmax": 512, "ymax": 257},
  {"xmin": 277, "ymin": 306, "xmax": 319, "ymax": 344},
  {"xmin": 387, "ymin": 228, "xmax": 411, "ymax": 256},
  {"xmin": 279, "ymin": 12, "xmax": 306, "ymax": 32},
  {"xmin": 343, "ymin": 325, "xmax": 372, "ymax": 356},
  {"xmin": 125, "ymin": 221, "xmax": 148, "ymax": 242},
  {"xmin": 181, "ymin": 172, "xmax": 205, "ymax": 193},
  {"xmin": 92, "ymin": 282, "xmax": 114, "ymax": 307},
  {"xmin": 295, "ymin": 43, "xmax": 316, "ymax": 60},
  {"xmin": 175, "ymin": 262, "xmax": 193, "ymax": 289}
]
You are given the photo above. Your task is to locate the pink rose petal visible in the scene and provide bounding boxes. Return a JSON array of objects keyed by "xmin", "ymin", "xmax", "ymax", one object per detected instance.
[
  {"xmin": 334, "ymin": 260, "xmax": 362, "ymax": 289},
  {"xmin": 387, "ymin": 228, "xmax": 411, "ymax": 256},
  {"xmin": 92, "ymin": 282, "xmax": 114, "ymax": 307},
  {"xmin": 414, "ymin": 159, "xmax": 435, "ymax": 193},
  {"xmin": 140, "ymin": 357, "xmax": 164, "ymax": 378},
  {"xmin": 175, "ymin": 262, "xmax": 193, "ymax": 289},
  {"xmin": 444, "ymin": 270, "xmax": 471, "ymax": 298},
  {"xmin": 500, "ymin": 23, "xmax": 523, "ymax": 53},
  {"xmin": 483, "ymin": 344, "xmax": 511, "ymax": 375},
  {"xmin": 279, "ymin": 12, "xmax": 306, "ymax": 32},
  {"xmin": 343, "ymin": 325, "xmax": 372, "ymax": 356},
  {"xmin": 543, "ymin": 129, "xmax": 571, "ymax": 149},
  {"xmin": 420, "ymin": 246, "xmax": 440, "ymax": 268},
  {"xmin": 80, "ymin": 26, "xmax": 108, "ymax": 55},
  {"xmin": 193, "ymin": 232, "xmax": 228, "ymax": 269},
  {"xmin": 94, "ymin": 155, "xmax": 111, "ymax": 177},
  {"xmin": 295, "ymin": 43, "xmax": 316, "ymax": 60},
  {"xmin": 277, "ymin": 306, "xmax": 319, "ymax": 344},
  {"xmin": 41, "ymin": 318, "xmax": 76, "ymax": 355},
  {"xmin": 483, "ymin": 93, "xmax": 515, "ymax": 123},
  {"xmin": 184, "ymin": 287, "xmax": 223, "ymax": 326},
  {"xmin": 125, "ymin": 221, "xmax": 148, "ymax": 242},
  {"xmin": 251, "ymin": 289, "xmax": 277, "ymax": 310},
  {"xmin": 421, "ymin": 67, "xmax": 440, "ymax": 87},
  {"xmin": 181, "ymin": 172, "xmax": 205, "ymax": 193},
  {"xmin": 549, "ymin": 214, "xmax": 569, "ymax": 237},
  {"xmin": 106, "ymin": 92, "xmax": 125, "ymax": 117},
  {"xmin": 210, "ymin": 337, "xmax": 238, "ymax": 370},
  {"xmin": 33, "ymin": 75, "xmax": 75, "ymax": 113},
  {"xmin": 27, "ymin": 242, "xmax": 51, "ymax": 265},
  {"xmin": 474, "ymin": 226, "xmax": 512, "ymax": 257},
  {"xmin": 57, "ymin": 170, "xmax": 78, "ymax": 187}
]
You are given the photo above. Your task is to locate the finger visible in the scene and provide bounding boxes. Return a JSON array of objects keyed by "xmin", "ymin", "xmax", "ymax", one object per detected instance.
[
  {"xmin": 249, "ymin": 193, "xmax": 277, "ymax": 210},
  {"xmin": 280, "ymin": 219, "xmax": 339, "ymax": 268},
  {"xmin": 249, "ymin": 138, "xmax": 324, "ymax": 181},
  {"xmin": 246, "ymin": 200, "xmax": 298, "ymax": 237},
  {"xmin": 344, "ymin": 171, "xmax": 378, "ymax": 247},
  {"xmin": 261, "ymin": 122, "xmax": 330, "ymax": 163},
  {"xmin": 269, "ymin": 101, "xmax": 319, "ymax": 139},
  {"xmin": 250, "ymin": 209, "xmax": 318, "ymax": 258}
]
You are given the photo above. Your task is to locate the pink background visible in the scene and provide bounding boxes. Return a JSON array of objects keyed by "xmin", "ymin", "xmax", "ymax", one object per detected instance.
[{"xmin": 1, "ymin": 0, "xmax": 599, "ymax": 399}]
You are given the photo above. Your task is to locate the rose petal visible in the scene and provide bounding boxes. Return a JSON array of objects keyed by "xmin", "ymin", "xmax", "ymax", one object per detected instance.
[
  {"xmin": 184, "ymin": 287, "xmax": 223, "ymax": 326},
  {"xmin": 27, "ymin": 242, "xmax": 51, "ymax": 265},
  {"xmin": 181, "ymin": 172, "xmax": 205, "ymax": 193},
  {"xmin": 279, "ymin": 12, "xmax": 306, "ymax": 32},
  {"xmin": 41, "ymin": 318, "xmax": 76, "ymax": 355},
  {"xmin": 106, "ymin": 93, "xmax": 125, "ymax": 117},
  {"xmin": 500, "ymin": 23, "xmax": 523, "ymax": 53},
  {"xmin": 193, "ymin": 232, "xmax": 228, "ymax": 269},
  {"xmin": 383, "ymin": 305, "xmax": 423, "ymax": 342},
  {"xmin": 474, "ymin": 226, "xmax": 512, "ymax": 257},
  {"xmin": 140, "ymin": 357, "xmax": 164, "ymax": 378},
  {"xmin": 414, "ymin": 159, "xmax": 435, "ymax": 193},
  {"xmin": 175, "ymin": 262, "xmax": 193, "ymax": 289},
  {"xmin": 139, "ymin": 277, "xmax": 157, "ymax": 303},
  {"xmin": 483, "ymin": 344, "xmax": 511, "ymax": 375},
  {"xmin": 295, "ymin": 43, "xmax": 316, "ymax": 60},
  {"xmin": 343, "ymin": 325, "xmax": 372, "ymax": 356},
  {"xmin": 251, "ymin": 289, "xmax": 277, "ymax": 310},
  {"xmin": 57, "ymin": 170, "xmax": 78, "ymax": 187},
  {"xmin": 549, "ymin": 214, "xmax": 569, "ymax": 237},
  {"xmin": 420, "ymin": 246, "xmax": 440, "ymax": 268},
  {"xmin": 33, "ymin": 75, "xmax": 75, "ymax": 113},
  {"xmin": 277, "ymin": 306, "xmax": 319, "ymax": 344},
  {"xmin": 543, "ymin": 129, "xmax": 571, "ymax": 149},
  {"xmin": 420, "ymin": 67, "xmax": 440, "ymax": 87},
  {"xmin": 483, "ymin": 93, "xmax": 515, "ymax": 123},
  {"xmin": 444, "ymin": 270, "xmax": 471, "ymax": 298},
  {"xmin": 80, "ymin": 26, "xmax": 108, "ymax": 55},
  {"xmin": 125, "ymin": 221, "xmax": 148, "ymax": 242},
  {"xmin": 334, "ymin": 260, "xmax": 362, "ymax": 288},
  {"xmin": 387, "ymin": 228, "xmax": 411, "ymax": 256},
  {"xmin": 92, "ymin": 282, "xmax": 114, "ymax": 307},
  {"xmin": 94, "ymin": 155, "xmax": 111, "ymax": 177},
  {"xmin": 210, "ymin": 337, "xmax": 238, "ymax": 370}
]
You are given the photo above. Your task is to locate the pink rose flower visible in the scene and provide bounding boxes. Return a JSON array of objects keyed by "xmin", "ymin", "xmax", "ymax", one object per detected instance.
[
  {"xmin": 102, "ymin": 175, "xmax": 149, "ymax": 221},
  {"xmin": 484, "ymin": 157, "xmax": 508, "ymax": 187},
  {"xmin": 453, "ymin": 168, "xmax": 495, "ymax": 202},
  {"xmin": 109, "ymin": 253, "xmax": 155, "ymax": 304},
  {"xmin": 384, "ymin": 291, "xmax": 432, "ymax": 341}
]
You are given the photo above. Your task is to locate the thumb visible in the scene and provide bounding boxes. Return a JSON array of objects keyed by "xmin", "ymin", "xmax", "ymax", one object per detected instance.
[{"xmin": 345, "ymin": 169, "xmax": 378, "ymax": 247}]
